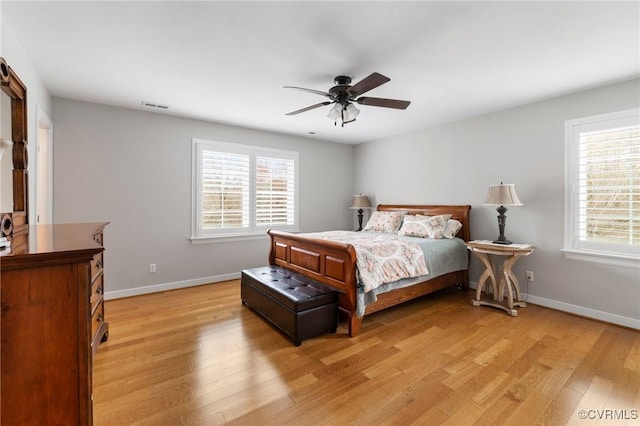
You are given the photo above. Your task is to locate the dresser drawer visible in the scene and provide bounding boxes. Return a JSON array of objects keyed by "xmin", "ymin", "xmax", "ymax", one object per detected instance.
[
  {"xmin": 90, "ymin": 252, "xmax": 103, "ymax": 282},
  {"xmin": 91, "ymin": 302, "xmax": 105, "ymax": 344},
  {"xmin": 91, "ymin": 227, "xmax": 108, "ymax": 357},
  {"xmin": 91, "ymin": 275, "xmax": 104, "ymax": 313}
]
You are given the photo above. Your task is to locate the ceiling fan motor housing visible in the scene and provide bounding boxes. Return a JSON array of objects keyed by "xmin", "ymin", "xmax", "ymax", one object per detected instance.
[
  {"xmin": 333, "ymin": 75, "xmax": 352, "ymax": 85},
  {"xmin": 330, "ymin": 75, "xmax": 354, "ymax": 105}
]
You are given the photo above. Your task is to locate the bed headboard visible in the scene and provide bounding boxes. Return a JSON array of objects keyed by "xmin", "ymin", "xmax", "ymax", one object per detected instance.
[{"xmin": 377, "ymin": 204, "xmax": 472, "ymax": 242}]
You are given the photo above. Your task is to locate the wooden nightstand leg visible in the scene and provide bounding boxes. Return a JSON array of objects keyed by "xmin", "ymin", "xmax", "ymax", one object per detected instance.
[
  {"xmin": 495, "ymin": 261, "xmax": 507, "ymax": 302},
  {"xmin": 503, "ymin": 271, "xmax": 514, "ymax": 310},
  {"xmin": 502, "ymin": 255, "xmax": 526, "ymax": 314},
  {"xmin": 507, "ymin": 269, "xmax": 522, "ymax": 301},
  {"xmin": 474, "ymin": 252, "xmax": 497, "ymax": 300},
  {"xmin": 476, "ymin": 269, "xmax": 491, "ymax": 300}
]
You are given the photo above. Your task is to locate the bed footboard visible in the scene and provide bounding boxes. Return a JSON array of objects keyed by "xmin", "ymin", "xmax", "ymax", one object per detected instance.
[{"xmin": 267, "ymin": 229, "xmax": 363, "ymax": 335}]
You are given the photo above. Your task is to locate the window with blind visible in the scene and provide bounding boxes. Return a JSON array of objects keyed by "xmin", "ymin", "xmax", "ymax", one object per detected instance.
[
  {"xmin": 564, "ymin": 108, "xmax": 640, "ymax": 265},
  {"xmin": 192, "ymin": 139, "xmax": 298, "ymax": 239}
]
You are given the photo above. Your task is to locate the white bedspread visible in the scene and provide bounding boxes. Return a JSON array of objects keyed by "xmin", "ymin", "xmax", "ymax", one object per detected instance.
[{"xmin": 299, "ymin": 230, "xmax": 428, "ymax": 293}]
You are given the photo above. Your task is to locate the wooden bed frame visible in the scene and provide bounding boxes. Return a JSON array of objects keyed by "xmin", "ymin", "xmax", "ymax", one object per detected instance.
[{"xmin": 267, "ymin": 204, "xmax": 472, "ymax": 337}]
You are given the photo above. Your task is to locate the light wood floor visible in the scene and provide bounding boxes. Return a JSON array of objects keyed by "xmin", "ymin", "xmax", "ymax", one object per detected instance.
[{"xmin": 93, "ymin": 280, "xmax": 640, "ymax": 426}]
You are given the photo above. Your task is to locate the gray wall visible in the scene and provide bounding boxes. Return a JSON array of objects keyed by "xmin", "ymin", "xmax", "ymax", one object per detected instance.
[
  {"xmin": 52, "ymin": 98, "xmax": 354, "ymax": 298},
  {"xmin": 354, "ymin": 78, "xmax": 640, "ymax": 327}
]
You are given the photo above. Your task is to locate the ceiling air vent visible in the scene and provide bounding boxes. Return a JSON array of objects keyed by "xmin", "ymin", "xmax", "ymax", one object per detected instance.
[{"xmin": 141, "ymin": 101, "xmax": 169, "ymax": 110}]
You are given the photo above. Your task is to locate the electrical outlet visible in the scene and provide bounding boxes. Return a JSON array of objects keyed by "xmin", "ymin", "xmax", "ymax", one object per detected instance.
[
  {"xmin": 149, "ymin": 263, "xmax": 156, "ymax": 273},
  {"xmin": 526, "ymin": 270, "xmax": 534, "ymax": 282}
]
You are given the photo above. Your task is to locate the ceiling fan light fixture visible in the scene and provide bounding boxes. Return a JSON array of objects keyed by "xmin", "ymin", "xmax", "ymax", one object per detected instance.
[
  {"xmin": 327, "ymin": 103, "xmax": 342, "ymax": 121},
  {"xmin": 344, "ymin": 103, "xmax": 360, "ymax": 121},
  {"xmin": 327, "ymin": 102, "xmax": 360, "ymax": 127}
]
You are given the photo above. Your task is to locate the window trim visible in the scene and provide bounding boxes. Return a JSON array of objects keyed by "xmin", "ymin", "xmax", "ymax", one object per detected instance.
[
  {"xmin": 563, "ymin": 108, "xmax": 640, "ymax": 268},
  {"xmin": 191, "ymin": 138, "xmax": 299, "ymax": 242}
]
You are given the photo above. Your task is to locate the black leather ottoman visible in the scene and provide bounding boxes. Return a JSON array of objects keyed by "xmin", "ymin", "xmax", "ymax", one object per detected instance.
[{"xmin": 241, "ymin": 266, "xmax": 338, "ymax": 346}]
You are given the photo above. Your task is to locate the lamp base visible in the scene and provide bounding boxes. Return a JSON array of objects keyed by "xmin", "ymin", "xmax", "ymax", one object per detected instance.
[
  {"xmin": 356, "ymin": 209, "xmax": 364, "ymax": 232},
  {"xmin": 492, "ymin": 238, "xmax": 512, "ymax": 245},
  {"xmin": 493, "ymin": 205, "xmax": 512, "ymax": 245}
]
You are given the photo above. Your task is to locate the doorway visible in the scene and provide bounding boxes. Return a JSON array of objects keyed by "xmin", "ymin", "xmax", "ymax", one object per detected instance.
[{"xmin": 36, "ymin": 106, "xmax": 53, "ymax": 224}]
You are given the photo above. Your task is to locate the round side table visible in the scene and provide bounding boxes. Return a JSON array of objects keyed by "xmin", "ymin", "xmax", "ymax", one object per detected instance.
[{"xmin": 466, "ymin": 240, "xmax": 535, "ymax": 316}]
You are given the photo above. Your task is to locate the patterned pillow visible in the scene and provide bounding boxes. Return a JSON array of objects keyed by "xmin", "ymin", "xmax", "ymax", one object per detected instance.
[
  {"xmin": 398, "ymin": 214, "xmax": 451, "ymax": 239},
  {"xmin": 443, "ymin": 219, "xmax": 463, "ymax": 239},
  {"xmin": 362, "ymin": 211, "xmax": 405, "ymax": 233}
]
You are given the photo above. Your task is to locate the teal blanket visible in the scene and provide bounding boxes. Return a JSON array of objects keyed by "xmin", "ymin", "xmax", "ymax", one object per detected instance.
[{"xmin": 356, "ymin": 235, "xmax": 468, "ymax": 317}]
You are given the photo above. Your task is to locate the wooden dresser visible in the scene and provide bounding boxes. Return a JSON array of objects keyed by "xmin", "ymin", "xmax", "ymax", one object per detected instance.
[{"xmin": 0, "ymin": 222, "xmax": 109, "ymax": 426}]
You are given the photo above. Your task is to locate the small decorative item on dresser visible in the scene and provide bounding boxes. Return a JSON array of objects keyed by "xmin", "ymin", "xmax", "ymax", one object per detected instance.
[
  {"xmin": 0, "ymin": 236, "xmax": 10, "ymax": 250},
  {"xmin": 350, "ymin": 194, "xmax": 371, "ymax": 231},
  {"xmin": 466, "ymin": 240, "xmax": 535, "ymax": 316},
  {"xmin": 1, "ymin": 212, "xmax": 13, "ymax": 236}
]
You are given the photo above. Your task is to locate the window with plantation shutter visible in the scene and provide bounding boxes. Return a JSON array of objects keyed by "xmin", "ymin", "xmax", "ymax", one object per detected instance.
[
  {"xmin": 255, "ymin": 156, "xmax": 296, "ymax": 229},
  {"xmin": 200, "ymin": 150, "xmax": 250, "ymax": 232},
  {"xmin": 192, "ymin": 139, "xmax": 298, "ymax": 240},
  {"xmin": 564, "ymin": 109, "xmax": 640, "ymax": 266}
]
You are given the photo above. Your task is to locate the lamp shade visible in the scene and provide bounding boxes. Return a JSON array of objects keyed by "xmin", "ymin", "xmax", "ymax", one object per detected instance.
[
  {"xmin": 483, "ymin": 183, "xmax": 523, "ymax": 206},
  {"xmin": 350, "ymin": 194, "xmax": 371, "ymax": 209}
]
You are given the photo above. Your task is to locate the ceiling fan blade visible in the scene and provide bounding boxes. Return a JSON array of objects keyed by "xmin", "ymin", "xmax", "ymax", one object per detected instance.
[
  {"xmin": 283, "ymin": 86, "xmax": 333, "ymax": 98},
  {"xmin": 347, "ymin": 72, "xmax": 390, "ymax": 96},
  {"xmin": 286, "ymin": 101, "xmax": 332, "ymax": 116},
  {"xmin": 356, "ymin": 97, "xmax": 411, "ymax": 109}
]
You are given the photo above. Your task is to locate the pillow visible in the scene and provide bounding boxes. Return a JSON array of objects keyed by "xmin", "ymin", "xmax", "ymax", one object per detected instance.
[
  {"xmin": 398, "ymin": 214, "xmax": 450, "ymax": 239},
  {"xmin": 362, "ymin": 211, "xmax": 405, "ymax": 233},
  {"xmin": 442, "ymin": 219, "xmax": 463, "ymax": 239}
]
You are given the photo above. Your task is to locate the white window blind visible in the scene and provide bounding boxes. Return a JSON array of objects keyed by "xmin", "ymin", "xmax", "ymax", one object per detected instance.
[
  {"xmin": 564, "ymin": 109, "xmax": 640, "ymax": 264},
  {"xmin": 255, "ymin": 156, "xmax": 296, "ymax": 229},
  {"xmin": 577, "ymin": 127, "xmax": 639, "ymax": 245},
  {"xmin": 200, "ymin": 150, "xmax": 250, "ymax": 231},
  {"xmin": 192, "ymin": 139, "xmax": 298, "ymax": 239}
]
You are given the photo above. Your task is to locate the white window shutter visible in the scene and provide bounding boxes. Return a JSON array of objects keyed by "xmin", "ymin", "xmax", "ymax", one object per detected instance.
[
  {"xmin": 255, "ymin": 156, "xmax": 296, "ymax": 227},
  {"xmin": 564, "ymin": 109, "xmax": 640, "ymax": 263},
  {"xmin": 200, "ymin": 150, "xmax": 250, "ymax": 232}
]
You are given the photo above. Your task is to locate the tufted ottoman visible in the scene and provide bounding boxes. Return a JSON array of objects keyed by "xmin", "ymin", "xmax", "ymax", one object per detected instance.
[{"xmin": 241, "ymin": 265, "xmax": 338, "ymax": 346}]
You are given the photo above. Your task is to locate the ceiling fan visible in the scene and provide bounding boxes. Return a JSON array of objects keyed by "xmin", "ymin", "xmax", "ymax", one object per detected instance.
[{"xmin": 284, "ymin": 72, "xmax": 411, "ymax": 127}]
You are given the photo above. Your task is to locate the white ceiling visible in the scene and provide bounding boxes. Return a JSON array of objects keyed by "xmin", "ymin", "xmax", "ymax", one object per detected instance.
[{"xmin": 2, "ymin": 1, "xmax": 639, "ymax": 144}]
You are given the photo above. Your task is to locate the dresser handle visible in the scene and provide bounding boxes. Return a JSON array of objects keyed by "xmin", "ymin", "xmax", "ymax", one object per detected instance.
[
  {"xmin": 96, "ymin": 286, "xmax": 103, "ymax": 295},
  {"xmin": 97, "ymin": 313, "xmax": 103, "ymax": 322},
  {"xmin": 96, "ymin": 260, "xmax": 103, "ymax": 269}
]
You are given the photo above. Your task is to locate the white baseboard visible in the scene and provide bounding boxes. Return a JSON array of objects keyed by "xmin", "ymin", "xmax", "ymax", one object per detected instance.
[
  {"xmin": 106, "ymin": 276, "xmax": 639, "ymax": 330},
  {"xmin": 104, "ymin": 272, "xmax": 241, "ymax": 301},
  {"xmin": 469, "ymin": 281, "xmax": 640, "ymax": 330}
]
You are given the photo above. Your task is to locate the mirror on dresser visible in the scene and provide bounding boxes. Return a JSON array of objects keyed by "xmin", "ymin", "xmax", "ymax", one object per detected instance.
[
  {"xmin": 1, "ymin": 90, "xmax": 12, "ymax": 215},
  {"xmin": 0, "ymin": 56, "xmax": 29, "ymax": 252}
]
